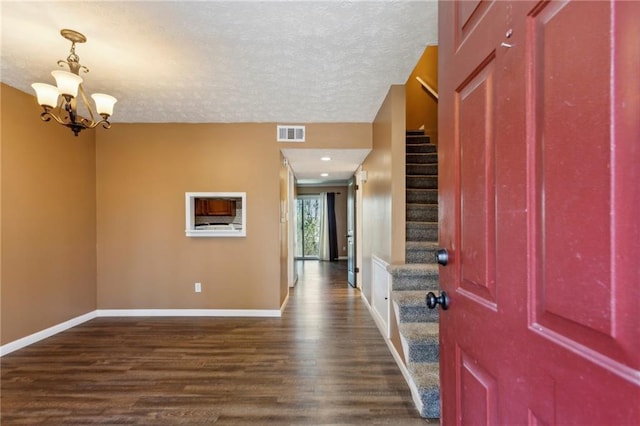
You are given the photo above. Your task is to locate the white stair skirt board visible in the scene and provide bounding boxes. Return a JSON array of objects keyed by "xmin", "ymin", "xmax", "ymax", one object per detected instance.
[
  {"xmin": 371, "ymin": 255, "xmax": 391, "ymax": 339},
  {"xmin": 1, "ymin": 308, "xmax": 285, "ymax": 357},
  {"xmin": 361, "ymin": 289, "xmax": 425, "ymax": 416}
]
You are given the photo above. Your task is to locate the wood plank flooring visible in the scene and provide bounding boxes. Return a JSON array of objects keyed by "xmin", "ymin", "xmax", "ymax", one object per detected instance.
[{"xmin": 1, "ymin": 260, "xmax": 435, "ymax": 425}]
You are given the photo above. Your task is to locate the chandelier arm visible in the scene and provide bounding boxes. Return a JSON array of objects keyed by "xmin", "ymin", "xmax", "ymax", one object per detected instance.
[
  {"xmin": 39, "ymin": 108, "xmax": 67, "ymax": 125},
  {"xmin": 78, "ymin": 117, "xmax": 111, "ymax": 130},
  {"xmin": 78, "ymin": 84, "xmax": 97, "ymax": 124}
]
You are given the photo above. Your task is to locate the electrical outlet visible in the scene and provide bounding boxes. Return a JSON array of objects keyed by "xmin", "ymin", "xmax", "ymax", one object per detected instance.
[{"xmin": 195, "ymin": 282, "xmax": 202, "ymax": 293}]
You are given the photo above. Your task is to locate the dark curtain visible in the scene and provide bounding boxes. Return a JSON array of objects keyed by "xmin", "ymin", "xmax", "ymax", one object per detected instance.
[{"xmin": 327, "ymin": 192, "xmax": 338, "ymax": 261}]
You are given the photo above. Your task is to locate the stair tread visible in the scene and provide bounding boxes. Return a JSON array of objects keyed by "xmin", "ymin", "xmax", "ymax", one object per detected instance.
[
  {"xmin": 406, "ymin": 241, "xmax": 438, "ymax": 249},
  {"xmin": 388, "ymin": 263, "xmax": 439, "ymax": 277},
  {"xmin": 407, "ymin": 362, "xmax": 440, "ymax": 391},
  {"xmin": 399, "ymin": 322, "xmax": 439, "ymax": 340},
  {"xmin": 392, "ymin": 290, "xmax": 436, "ymax": 307}
]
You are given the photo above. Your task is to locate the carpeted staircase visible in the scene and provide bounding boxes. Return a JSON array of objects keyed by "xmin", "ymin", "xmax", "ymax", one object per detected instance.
[{"xmin": 389, "ymin": 130, "xmax": 440, "ymax": 418}]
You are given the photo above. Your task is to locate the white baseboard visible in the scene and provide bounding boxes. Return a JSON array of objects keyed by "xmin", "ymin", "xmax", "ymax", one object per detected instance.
[
  {"xmin": 96, "ymin": 309, "xmax": 282, "ymax": 317},
  {"xmin": 1, "ymin": 308, "xmax": 284, "ymax": 357},
  {"xmin": 0, "ymin": 311, "xmax": 97, "ymax": 357}
]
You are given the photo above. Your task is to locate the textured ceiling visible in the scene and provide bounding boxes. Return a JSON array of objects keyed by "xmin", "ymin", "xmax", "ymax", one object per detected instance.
[{"xmin": 1, "ymin": 0, "xmax": 438, "ymax": 182}]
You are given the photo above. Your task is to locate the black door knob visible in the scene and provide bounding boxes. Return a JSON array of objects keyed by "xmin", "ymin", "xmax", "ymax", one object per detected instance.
[
  {"xmin": 435, "ymin": 248, "xmax": 449, "ymax": 266},
  {"xmin": 426, "ymin": 291, "xmax": 450, "ymax": 310}
]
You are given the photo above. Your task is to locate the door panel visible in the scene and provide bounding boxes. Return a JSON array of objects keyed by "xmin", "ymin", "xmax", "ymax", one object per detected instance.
[
  {"xmin": 528, "ymin": 0, "xmax": 638, "ymax": 377},
  {"xmin": 458, "ymin": 55, "xmax": 497, "ymax": 307},
  {"xmin": 458, "ymin": 347, "xmax": 498, "ymax": 426},
  {"xmin": 456, "ymin": 0, "xmax": 494, "ymax": 48},
  {"xmin": 531, "ymin": 0, "xmax": 612, "ymax": 332},
  {"xmin": 439, "ymin": 0, "xmax": 639, "ymax": 423}
]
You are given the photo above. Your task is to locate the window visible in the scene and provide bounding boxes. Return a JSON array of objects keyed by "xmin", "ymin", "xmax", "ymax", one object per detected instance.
[{"xmin": 295, "ymin": 195, "xmax": 321, "ymax": 258}]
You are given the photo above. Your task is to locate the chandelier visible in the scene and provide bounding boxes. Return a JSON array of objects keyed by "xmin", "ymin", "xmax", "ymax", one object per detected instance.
[{"xmin": 31, "ymin": 29, "xmax": 117, "ymax": 136}]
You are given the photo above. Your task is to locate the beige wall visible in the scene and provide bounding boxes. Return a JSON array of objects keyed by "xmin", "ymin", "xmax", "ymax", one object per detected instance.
[
  {"xmin": 296, "ymin": 185, "xmax": 349, "ymax": 258},
  {"xmin": 406, "ymin": 45, "xmax": 438, "ymax": 144},
  {"xmin": 360, "ymin": 85, "xmax": 406, "ymax": 300},
  {"xmin": 96, "ymin": 123, "xmax": 282, "ymax": 310},
  {"xmin": 291, "ymin": 123, "xmax": 371, "ymax": 149},
  {"xmin": 1, "ymin": 84, "xmax": 97, "ymax": 345}
]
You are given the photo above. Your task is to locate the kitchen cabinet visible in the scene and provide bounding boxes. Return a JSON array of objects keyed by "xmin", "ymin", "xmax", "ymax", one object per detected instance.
[
  {"xmin": 195, "ymin": 198, "xmax": 236, "ymax": 216},
  {"xmin": 185, "ymin": 192, "xmax": 246, "ymax": 238}
]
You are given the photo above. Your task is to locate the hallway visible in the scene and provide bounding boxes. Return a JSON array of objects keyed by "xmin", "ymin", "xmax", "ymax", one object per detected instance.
[{"xmin": 1, "ymin": 261, "xmax": 432, "ymax": 424}]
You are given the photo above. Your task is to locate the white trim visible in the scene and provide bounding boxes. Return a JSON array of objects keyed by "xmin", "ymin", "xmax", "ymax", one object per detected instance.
[
  {"xmin": 0, "ymin": 311, "xmax": 97, "ymax": 357},
  {"xmin": 96, "ymin": 309, "xmax": 282, "ymax": 318},
  {"xmin": 362, "ymin": 291, "xmax": 424, "ymax": 417},
  {"xmin": 1, "ymin": 308, "xmax": 285, "ymax": 357},
  {"xmin": 280, "ymin": 292, "xmax": 290, "ymax": 313}
]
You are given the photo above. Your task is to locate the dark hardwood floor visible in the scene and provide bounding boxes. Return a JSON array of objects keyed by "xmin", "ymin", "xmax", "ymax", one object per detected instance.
[{"xmin": 1, "ymin": 260, "xmax": 434, "ymax": 425}]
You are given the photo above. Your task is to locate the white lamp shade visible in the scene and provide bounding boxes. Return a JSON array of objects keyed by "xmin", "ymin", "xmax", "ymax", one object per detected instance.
[
  {"xmin": 51, "ymin": 70, "xmax": 83, "ymax": 97},
  {"xmin": 91, "ymin": 93, "xmax": 117, "ymax": 116},
  {"xmin": 31, "ymin": 83, "xmax": 59, "ymax": 108}
]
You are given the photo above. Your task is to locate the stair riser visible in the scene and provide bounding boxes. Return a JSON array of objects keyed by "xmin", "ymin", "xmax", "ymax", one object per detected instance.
[
  {"xmin": 407, "ymin": 176, "xmax": 438, "ymax": 189},
  {"xmin": 407, "ymin": 164, "xmax": 438, "ymax": 175},
  {"xmin": 397, "ymin": 305, "xmax": 439, "ymax": 323},
  {"xmin": 392, "ymin": 275, "xmax": 439, "ymax": 291},
  {"xmin": 407, "ymin": 206, "xmax": 438, "ymax": 222},
  {"xmin": 420, "ymin": 391, "xmax": 441, "ymax": 419},
  {"xmin": 408, "ymin": 342, "xmax": 440, "ymax": 363},
  {"xmin": 406, "ymin": 224, "xmax": 438, "ymax": 241},
  {"xmin": 407, "ymin": 153, "xmax": 438, "ymax": 164},
  {"xmin": 406, "ymin": 144, "xmax": 437, "ymax": 154},
  {"xmin": 407, "ymin": 190, "xmax": 438, "ymax": 204},
  {"xmin": 406, "ymin": 135, "xmax": 431, "ymax": 144},
  {"xmin": 406, "ymin": 246, "xmax": 438, "ymax": 264}
]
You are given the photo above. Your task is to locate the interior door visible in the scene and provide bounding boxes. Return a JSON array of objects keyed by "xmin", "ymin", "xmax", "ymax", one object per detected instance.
[
  {"xmin": 438, "ymin": 1, "xmax": 639, "ymax": 424},
  {"xmin": 347, "ymin": 176, "xmax": 356, "ymax": 287}
]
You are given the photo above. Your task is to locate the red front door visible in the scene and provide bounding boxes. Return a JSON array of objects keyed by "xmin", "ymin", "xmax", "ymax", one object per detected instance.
[{"xmin": 438, "ymin": 1, "xmax": 639, "ymax": 423}]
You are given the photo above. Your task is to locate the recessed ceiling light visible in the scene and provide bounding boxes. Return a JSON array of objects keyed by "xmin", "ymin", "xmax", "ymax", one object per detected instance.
[
  {"xmin": 321, "ymin": 156, "xmax": 331, "ymax": 161},
  {"xmin": 320, "ymin": 173, "xmax": 329, "ymax": 177}
]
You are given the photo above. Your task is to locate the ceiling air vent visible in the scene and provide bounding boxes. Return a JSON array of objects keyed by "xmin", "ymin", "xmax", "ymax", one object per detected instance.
[{"xmin": 277, "ymin": 125, "xmax": 305, "ymax": 142}]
